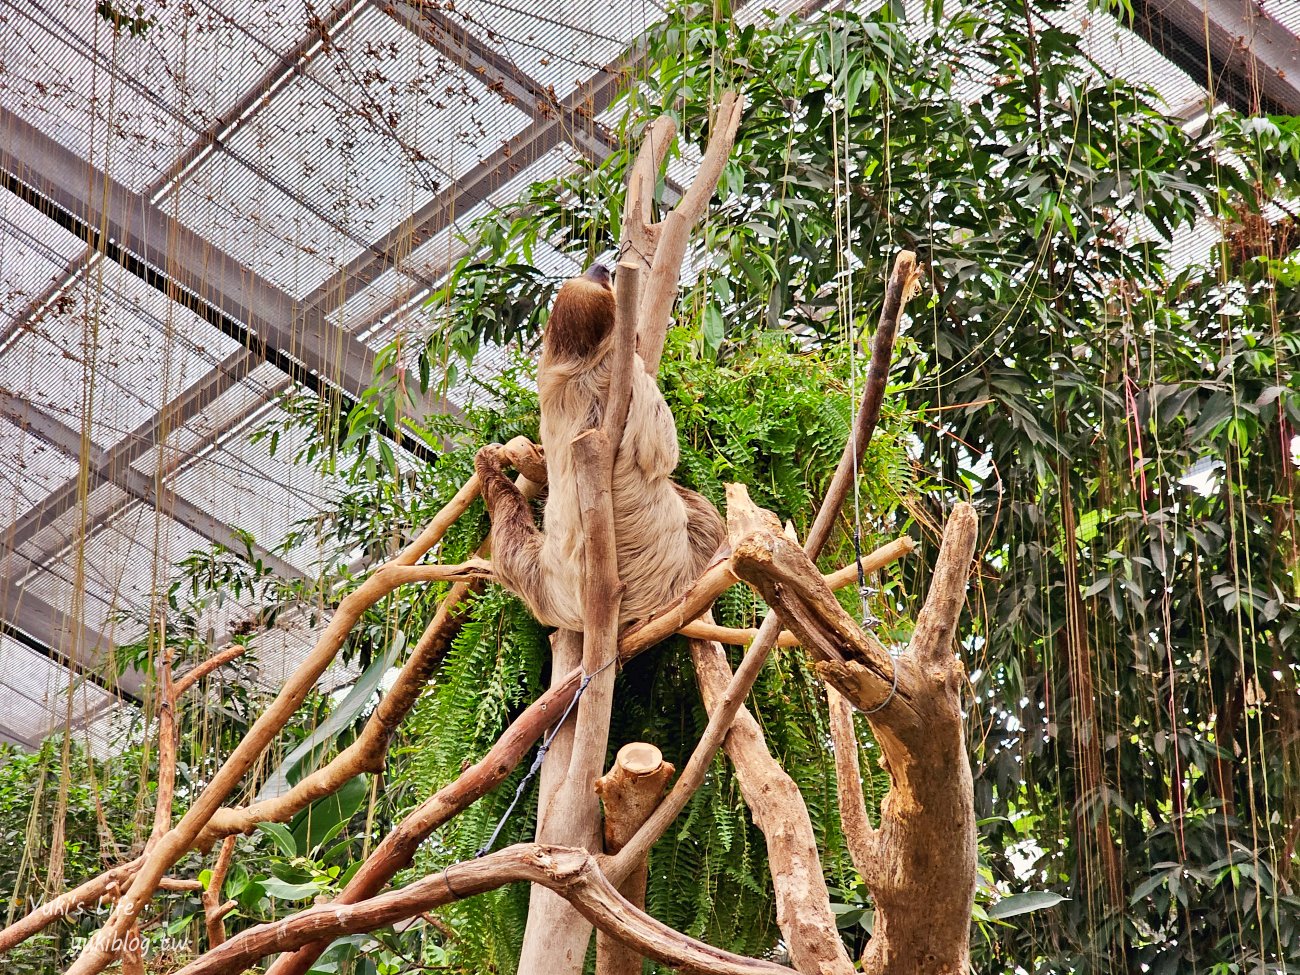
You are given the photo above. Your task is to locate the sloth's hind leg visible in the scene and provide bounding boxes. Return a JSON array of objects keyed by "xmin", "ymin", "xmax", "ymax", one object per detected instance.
[{"xmin": 674, "ymin": 484, "xmax": 727, "ymax": 572}]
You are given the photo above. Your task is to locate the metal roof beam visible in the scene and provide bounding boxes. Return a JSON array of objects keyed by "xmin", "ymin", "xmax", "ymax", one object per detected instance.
[
  {"xmin": 0, "ymin": 108, "xmax": 452, "ymax": 459},
  {"xmin": 0, "ymin": 351, "xmax": 261, "ymax": 559},
  {"xmin": 0, "ymin": 387, "xmax": 305, "ymax": 582},
  {"xmin": 0, "ymin": 108, "xmax": 379, "ymax": 406},
  {"xmin": 0, "ymin": 595, "xmax": 145, "ymax": 698},
  {"xmin": 1133, "ymin": 0, "xmax": 1300, "ymax": 115},
  {"xmin": 385, "ymin": 2, "xmax": 621, "ymax": 164},
  {"xmin": 302, "ymin": 45, "xmax": 640, "ymax": 315},
  {"xmin": 0, "ymin": 728, "xmax": 38, "ymax": 749}
]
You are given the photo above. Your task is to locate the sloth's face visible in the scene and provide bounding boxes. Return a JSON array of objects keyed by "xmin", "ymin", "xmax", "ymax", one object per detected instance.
[{"xmin": 584, "ymin": 263, "xmax": 612, "ymax": 290}]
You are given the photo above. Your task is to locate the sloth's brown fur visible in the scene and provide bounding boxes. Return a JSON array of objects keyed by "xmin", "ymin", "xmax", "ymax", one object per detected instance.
[{"xmin": 475, "ymin": 269, "xmax": 725, "ymax": 628}]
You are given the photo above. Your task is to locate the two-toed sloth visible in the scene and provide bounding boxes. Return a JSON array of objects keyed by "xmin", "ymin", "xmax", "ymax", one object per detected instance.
[{"xmin": 475, "ymin": 264, "xmax": 725, "ymax": 629}]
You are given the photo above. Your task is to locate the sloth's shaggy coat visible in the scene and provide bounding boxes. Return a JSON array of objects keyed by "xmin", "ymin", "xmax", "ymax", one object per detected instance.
[{"xmin": 476, "ymin": 268, "xmax": 724, "ymax": 628}]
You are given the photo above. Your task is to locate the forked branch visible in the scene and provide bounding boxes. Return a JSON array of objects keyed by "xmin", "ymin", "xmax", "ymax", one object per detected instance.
[{"xmin": 173, "ymin": 845, "xmax": 794, "ymax": 975}]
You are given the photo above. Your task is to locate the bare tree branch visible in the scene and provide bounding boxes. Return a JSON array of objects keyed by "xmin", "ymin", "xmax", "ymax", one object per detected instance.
[
  {"xmin": 688, "ymin": 637, "xmax": 855, "ymax": 975},
  {"xmin": 637, "ymin": 94, "xmax": 746, "ymax": 376},
  {"xmin": 62, "ymin": 477, "xmax": 490, "ymax": 975},
  {"xmin": 202, "ymin": 838, "xmax": 237, "ymax": 949},
  {"xmin": 827, "ymin": 687, "xmax": 879, "ymax": 883},
  {"xmin": 172, "ymin": 845, "xmax": 795, "ymax": 975}
]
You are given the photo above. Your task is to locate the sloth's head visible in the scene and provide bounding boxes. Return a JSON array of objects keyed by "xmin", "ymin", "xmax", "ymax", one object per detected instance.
[{"xmin": 542, "ymin": 264, "xmax": 617, "ymax": 361}]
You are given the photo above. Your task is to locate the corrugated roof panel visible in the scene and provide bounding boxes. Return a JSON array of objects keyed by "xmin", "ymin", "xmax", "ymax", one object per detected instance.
[
  {"xmin": 1265, "ymin": 2, "xmax": 1299, "ymax": 37},
  {"xmin": 0, "ymin": 635, "xmax": 68, "ymax": 742},
  {"xmin": 1070, "ymin": 2, "xmax": 1206, "ymax": 112},
  {"xmin": 399, "ymin": 143, "xmax": 579, "ymax": 284},
  {"xmin": 164, "ymin": 6, "xmax": 534, "ymax": 301},
  {"xmin": 436, "ymin": 0, "xmax": 657, "ymax": 95},
  {"xmin": 16, "ymin": 565, "xmax": 138, "ymax": 643},
  {"xmin": 0, "ymin": 484, "xmax": 133, "ymax": 584},
  {"xmin": 0, "ymin": 0, "xmax": 181, "ymax": 190},
  {"xmin": 168, "ymin": 406, "xmax": 332, "ymax": 572},
  {"xmin": 302, "ymin": 5, "xmax": 534, "ymax": 184},
  {"xmin": 129, "ymin": 365, "xmax": 287, "ymax": 481},
  {"xmin": 0, "ymin": 261, "xmax": 247, "ymax": 452},
  {"xmin": 27, "ymin": 505, "xmax": 210, "ymax": 627},
  {"xmin": 166, "ymin": 151, "xmax": 362, "ymax": 300},
  {"xmin": 331, "ymin": 268, "xmax": 426, "ymax": 335},
  {"xmin": 0, "ymin": 415, "xmax": 81, "ymax": 516},
  {"xmin": 0, "ymin": 0, "xmax": 368, "ymax": 193},
  {"xmin": 0, "ymin": 188, "xmax": 87, "ymax": 338},
  {"xmin": 0, "ymin": 684, "xmax": 52, "ymax": 746}
]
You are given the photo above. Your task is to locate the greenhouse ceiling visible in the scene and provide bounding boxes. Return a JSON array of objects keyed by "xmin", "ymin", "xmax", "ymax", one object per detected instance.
[{"xmin": 0, "ymin": 0, "xmax": 1295, "ymax": 752}]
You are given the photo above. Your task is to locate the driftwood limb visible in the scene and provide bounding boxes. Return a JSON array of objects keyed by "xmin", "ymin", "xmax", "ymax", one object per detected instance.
[
  {"xmin": 120, "ymin": 924, "xmax": 145, "ymax": 975},
  {"xmin": 520, "ymin": 430, "xmax": 623, "ymax": 975},
  {"xmin": 608, "ymin": 250, "xmax": 916, "ymax": 883},
  {"xmin": 172, "ymin": 643, "xmax": 249, "ymax": 700},
  {"xmin": 517, "ymin": 92, "xmax": 736, "ymax": 973},
  {"xmin": 250, "ymin": 535, "xmax": 915, "ymax": 975},
  {"xmin": 637, "ymin": 94, "xmax": 746, "ymax": 376},
  {"xmin": 860, "ymin": 504, "xmax": 978, "ymax": 975},
  {"xmin": 149, "ymin": 644, "xmax": 178, "ymax": 845},
  {"xmin": 730, "ymin": 522, "xmax": 906, "ymax": 716},
  {"xmin": 200, "ymin": 501, "xmax": 519, "ymax": 849},
  {"xmin": 266, "ymin": 633, "xmax": 586, "ymax": 975},
  {"xmin": 688, "ymin": 636, "xmax": 856, "ymax": 975},
  {"xmin": 599, "ymin": 252, "xmax": 918, "ymax": 970},
  {"xmin": 0, "ymin": 857, "xmax": 143, "ymax": 951},
  {"xmin": 733, "ymin": 500, "xmax": 980, "ymax": 974},
  {"xmin": 518, "ymin": 243, "xmax": 640, "ymax": 975},
  {"xmin": 595, "ymin": 743, "xmax": 675, "ymax": 975},
  {"xmin": 512, "ymin": 628, "xmax": 591, "ymax": 975},
  {"xmin": 173, "ymin": 845, "xmax": 793, "ymax": 975},
  {"xmin": 827, "ymin": 687, "xmax": 878, "ymax": 881},
  {"xmin": 621, "ymin": 116, "xmax": 676, "ymax": 272}
]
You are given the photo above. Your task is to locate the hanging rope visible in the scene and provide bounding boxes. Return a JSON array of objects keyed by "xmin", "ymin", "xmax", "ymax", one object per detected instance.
[
  {"xmin": 472, "ymin": 656, "xmax": 617, "ymax": 859},
  {"xmin": 828, "ymin": 15, "xmax": 895, "ymax": 714}
]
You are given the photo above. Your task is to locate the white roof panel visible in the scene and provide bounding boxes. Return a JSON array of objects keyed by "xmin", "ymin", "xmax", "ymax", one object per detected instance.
[
  {"xmin": 0, "ymin": 0, "xmax": 366, "ymax": 193},
  {"xmin": 0, "ymin": 188, "xmax": 87, "ymax": 338},
  {"xmin": 0, "ymin": 262, "xmax": 245, "ymax": 451},
  {"xmin": 436, "ymin": 0, "xmax": 657, "ymax": 95}
]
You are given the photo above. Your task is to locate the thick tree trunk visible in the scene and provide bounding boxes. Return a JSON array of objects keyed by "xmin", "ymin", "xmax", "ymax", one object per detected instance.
[
  {"xmin": 517, "ymin": 629, "xmax": 598, "ymax": 975},
  {"xmin": 730, "ymin": 501, "xmax": 980, "ymax": 974}
]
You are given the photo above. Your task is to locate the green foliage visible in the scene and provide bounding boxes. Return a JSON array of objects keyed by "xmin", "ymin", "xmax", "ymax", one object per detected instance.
[
  {"xmin": 384, "ymin": 337, "xmax": 913, "ymax": 971},
  {"xmin": 377, "ymin": 0, "xmax": 1299, "ymax": 970},
  {"xmin": 4, "ymin": 1, "xmax": 1296, "ymax": 972}
]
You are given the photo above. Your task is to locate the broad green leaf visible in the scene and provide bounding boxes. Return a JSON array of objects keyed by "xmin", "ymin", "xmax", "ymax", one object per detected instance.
[{"xmin": 986, "ymin": 891, "xmax": 1068, "ymax": 919}]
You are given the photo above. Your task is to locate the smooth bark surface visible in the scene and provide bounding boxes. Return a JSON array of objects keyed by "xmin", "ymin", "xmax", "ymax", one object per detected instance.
[
  {"xmin": 175, "ymin": 845, "xmax": 796, "ymax": 975},
  {"xmin": 596, "ymin": 743, "xmax": 674, "ymax": 975},
  {"xmin": 689, "ymin": 637, "xmax": 855, "ymax": 975},
  {"xmin": 734, "ymin": 501, "xmax": 980, "ymax": 975}
]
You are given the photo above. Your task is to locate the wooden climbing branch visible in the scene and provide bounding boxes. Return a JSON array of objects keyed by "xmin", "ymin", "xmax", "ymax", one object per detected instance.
[
  {"xmin": 172, "ymin": 643, "xmax": 249, "ymax": 699},
  {"xmin": 201, "ymin": 542, "xmax": 912, "ymax": 975},
  {"xmin": 607, "ymin": 251, "xmax": 919, "ymax": 886},
  {"xmin": 636, "ymin": 94, "xmax": 746, "ymax": 376},
  {"xmin": 171, "ymin": 845, "xmax": 795, "ymax": 975},
  {"xmin": 60, "ymin": 478, "xmax": 497, "ymax": 975},
  {"xmin": 827, "ymin": 687, "xmax": 878, "ymax": 881},
  {"xmin": 200, "ymin": 473, "xmax": 538, "ymax": 849},
  {"xmin": 516, "ymin": 94, "xmax": 741, "ymax": 975},
  {"xmin": 730, "ymin": 501, "xmax": 981, "ymax": 974},
  {"xmin": 202, "ymin": 837, "xmax": 237, "ymax": 949}
]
